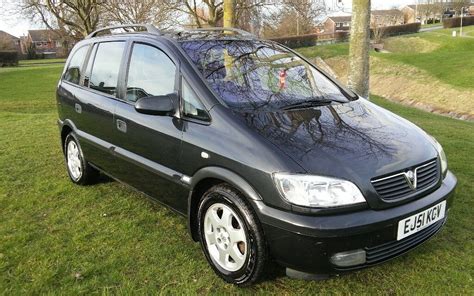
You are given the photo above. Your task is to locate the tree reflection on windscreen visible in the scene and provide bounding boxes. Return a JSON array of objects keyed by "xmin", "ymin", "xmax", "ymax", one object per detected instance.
[{"xmin": 180, "ymin": 40, "xmax": 351, "ymax": 111}]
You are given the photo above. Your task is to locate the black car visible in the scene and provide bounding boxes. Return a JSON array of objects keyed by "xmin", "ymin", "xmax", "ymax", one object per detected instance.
[{"xmin": 56, "ymin": 25, "xmax": 457, "ymax": 286}]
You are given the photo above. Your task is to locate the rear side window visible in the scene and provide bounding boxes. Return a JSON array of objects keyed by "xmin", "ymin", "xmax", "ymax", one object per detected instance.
[
  {"xmin": 63, "ymin": 45, "xmax": 89, "ymax": 85},
  {"xmin": 126, "ymin": 43, "xmax": 176, "ymax": 102},
  {"xmin": 89, "ymin": 42, "xmax": 125, "ymax": 96},
  {"xmin": 83, "ymin": 43, "xmax": 98, "ymax": 87}
]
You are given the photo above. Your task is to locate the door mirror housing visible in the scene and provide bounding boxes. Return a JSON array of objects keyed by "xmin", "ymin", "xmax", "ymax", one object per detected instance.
[{"xmin": 135, "ymin": 94, "xmax": 177, "ymax": 116}]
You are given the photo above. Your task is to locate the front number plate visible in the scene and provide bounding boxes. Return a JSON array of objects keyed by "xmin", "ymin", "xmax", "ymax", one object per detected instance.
[{"xmin": 397, "ymin": 200, "xmax": 446, "ymax": 241}]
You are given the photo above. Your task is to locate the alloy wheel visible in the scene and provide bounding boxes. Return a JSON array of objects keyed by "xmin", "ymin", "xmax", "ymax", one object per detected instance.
[
  {"xmin": 203, "ymin": 203, "xmax": 248, "ymax": 272},
  {"xmin": 67, "ymin": 140, "xmax": 82, "ymax": 180}
]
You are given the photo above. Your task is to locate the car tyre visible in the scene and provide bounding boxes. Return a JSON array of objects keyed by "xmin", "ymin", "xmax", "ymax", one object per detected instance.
[
  {"xmin": 197, "ymin": 184, "xmax": 267, "ymax": 286},
  {"xmin": 64, "ymin": 133, "xmax": 99, "ymax": 185}
]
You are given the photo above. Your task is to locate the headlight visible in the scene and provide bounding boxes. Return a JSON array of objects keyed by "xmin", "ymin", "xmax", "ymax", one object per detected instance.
[
  {"xmin": 431, "ymin": 137, "xmax": 448, "ymax": 178},
  {"xmin": 273, "ymin": 174, "xmax": 366, "ymax": 208}
]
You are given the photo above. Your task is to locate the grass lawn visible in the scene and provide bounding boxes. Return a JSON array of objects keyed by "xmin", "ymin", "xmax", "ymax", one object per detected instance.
[
  {"xmin": 0, "ymin": 60, "xmax": 473, "ymax": 294},
  {"xmin": 378, "ymin": 26, "xmax": 474, "ymax": 89},
  {"xmin": 19, "ymin": 58, "xmax": 67, "ymax": 65}
]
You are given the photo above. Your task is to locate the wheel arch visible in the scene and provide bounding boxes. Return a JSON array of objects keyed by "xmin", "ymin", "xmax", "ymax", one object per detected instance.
[
  {"xmin": 187, "ymin": 167, "xmax": 262, "ymax": 241},
  {"xmin": 59, "ymin": 119, "xmax": 78, "ymax": 154}
]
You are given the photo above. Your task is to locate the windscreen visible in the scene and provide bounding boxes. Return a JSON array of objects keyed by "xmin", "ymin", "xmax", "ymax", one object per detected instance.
[{"xmin": 180, "ymin": 40, "xmax": 351, "ymax": 111}]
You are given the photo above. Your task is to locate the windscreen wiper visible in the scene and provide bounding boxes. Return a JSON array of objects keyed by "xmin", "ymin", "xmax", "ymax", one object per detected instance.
[{"xmin": 281, "ymin": 98, "xmax": 345, "ymax": 111}]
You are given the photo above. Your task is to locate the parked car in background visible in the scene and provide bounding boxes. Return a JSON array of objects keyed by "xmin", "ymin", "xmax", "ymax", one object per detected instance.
[{"xmin": 56, "ymin": 25, "xmax": 457, "ymax": 286}]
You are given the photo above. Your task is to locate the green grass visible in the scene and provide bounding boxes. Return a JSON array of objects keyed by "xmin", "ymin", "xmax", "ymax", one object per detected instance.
[
  {"xmin": 297, "ymin": 42, "xmax": 349, "ymax": 59},
  {"xmin": 19, "ymin": 58, "xmax": 66, "ymax": 65},
  {"xmin": 1, "ymin": 60, "xmax": 473, "ymax": 294},
  {"xmin": 375, "ymin": 26, "xmax": 474, "ymax": 89}
]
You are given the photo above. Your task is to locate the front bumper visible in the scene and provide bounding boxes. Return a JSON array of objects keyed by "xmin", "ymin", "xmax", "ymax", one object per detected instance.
[{"xmin": 251, "ymin": 171, "xmax": 457, "ymax": 274}]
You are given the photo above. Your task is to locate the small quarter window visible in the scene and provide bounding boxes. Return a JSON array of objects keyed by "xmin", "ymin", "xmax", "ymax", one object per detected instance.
[
  {"xmin": 63, "ymin": 45, "xmax": 89, "ymax": 85},
  {"xmin": 89, "ymin": 42, "xmax": 125, "ymax": 96},
  {"xmin": 83, "ymin": 43, "xmax": 98, "ymax": 87},
  {"xmin": 182, "ymin": 78, "xmax": 209, "ymax": 121},
  {"xmin": 126, "ymin": 43, "xmax": 176, "ymax": 102}
]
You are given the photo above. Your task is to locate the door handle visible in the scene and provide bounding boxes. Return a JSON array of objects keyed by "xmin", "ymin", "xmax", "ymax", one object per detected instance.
[
  {"xmin": 74, "ymin": 103, "xmax": 82, "ymax": 114},
  {"xmin": 116, "ymin": 119, "xmax": 127, "ymax": 133}
]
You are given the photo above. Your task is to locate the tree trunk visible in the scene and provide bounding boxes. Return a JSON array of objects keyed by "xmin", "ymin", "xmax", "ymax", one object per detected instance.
[
  {"xmin": 224, "ymin": 0, "xmax": 235, "ymax": 27},
  {"xmin": 348, "ymin": 0, "xmax": 371, "ymax": 98}
]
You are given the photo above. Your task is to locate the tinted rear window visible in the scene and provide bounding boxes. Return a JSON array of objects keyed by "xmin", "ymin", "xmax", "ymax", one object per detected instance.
[{"xmin": 89, "ymin": 42, "xmax": 125, "ymax": 96}]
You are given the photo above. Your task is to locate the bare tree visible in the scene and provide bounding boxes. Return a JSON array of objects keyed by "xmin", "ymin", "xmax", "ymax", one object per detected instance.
[
  {"xmin": 179, "ymin": 0, "xmax": 269, "ymax": 28},
  {"xmin": 102, "ymin": 0, "xmax": 179, "ymax": 30},
  {"xmin": 372, "ymin": 24, "xmax": 386, "ymax": 44},
  {"xmin": 348, "ymin": 0, "xmax": 371, "ymax": 98},
  {"xmin": 282, "ymin": 0, "xmax": 325, "ymax": 35},
  {"xmin": 178, "ymin": 0, "xmax": 223, "ymax": 27},
  {"xmin": 452, "ymin": 0, "xmax": 471, "ymax": 16},
  {"xmin": 262, "ymin": 0, "xmax": 325, "ymax": 37},
  {"xmin": 417, "ymin": 2, "xmax": 436, "ymax": 24},
  {"xmin": 19, "ymin": 0, "xmax": 104, "ymax": 38}
]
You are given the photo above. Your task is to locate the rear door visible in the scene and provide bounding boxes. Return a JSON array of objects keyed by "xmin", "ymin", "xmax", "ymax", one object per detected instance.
[
  {"xmin": 69, "ymin": 41, "xmax": 126, "ymax": 173},
  {"xmin": 111, "ymin": 40, "xmax": 188, "ymax": 212}
]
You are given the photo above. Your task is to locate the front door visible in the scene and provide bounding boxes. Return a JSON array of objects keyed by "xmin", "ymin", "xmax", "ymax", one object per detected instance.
[{"xmin": 111, "ymin": 41, "xmax": 188, "ymax": 213}]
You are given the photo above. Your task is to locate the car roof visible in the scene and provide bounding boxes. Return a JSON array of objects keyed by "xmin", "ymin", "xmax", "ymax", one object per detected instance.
[{"xmin": 84, "ymin": 25, "xmax": 258, "ymax": 44}]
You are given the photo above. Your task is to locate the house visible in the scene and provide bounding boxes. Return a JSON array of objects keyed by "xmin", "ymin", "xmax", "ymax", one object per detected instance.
[
  {"xmin": 23, "ymin": 29, "xmax": 73, "ymax": 58},
  {"xmin": 323, "ymin": 9, "xmax": 406, "ymax": 33},
  {"xmin": 401, "ymin": 2, "xmax": 474, "ymax": 25},
  {"xmin": 0, "ymin": 30, "xmax": 21, "ymax": 52},
  {"xmin": 401, "ymin": 4, "xmax": 442, "ymax": 24},
  {"xmin": 323, "ymin": 16, "xmax": 352, "ymax": 33}
]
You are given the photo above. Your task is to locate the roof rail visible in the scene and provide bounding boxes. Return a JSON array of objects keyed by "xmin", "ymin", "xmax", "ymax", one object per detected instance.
[
  {"xmin": 186, "ymin": 27, "xmax": 256, "ymax": 37},
  {"xmin": 86, "ymin": 24, "xmax": 160, "ymax": 39}
]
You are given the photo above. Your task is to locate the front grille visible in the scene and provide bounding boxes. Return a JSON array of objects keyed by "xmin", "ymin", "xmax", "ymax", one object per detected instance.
[
  {"xmin": 365, "ymin": 219, "xmax": 445, "ymax": 265},
  {"xmin": 371, "ymin": 159, "xmax": 439, "ymax": 201}
]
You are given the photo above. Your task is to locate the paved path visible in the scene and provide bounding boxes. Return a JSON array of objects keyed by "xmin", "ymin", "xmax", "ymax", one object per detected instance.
[{"xmin": 419, "ymin": 25, "xmax": 443, "ymax": 32}]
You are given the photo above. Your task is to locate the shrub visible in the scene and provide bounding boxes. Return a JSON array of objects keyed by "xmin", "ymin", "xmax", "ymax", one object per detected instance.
[
  {"xmin": 0, "ymin": 51, "xmax": 19, "ymax": 67},
  {"xmin": 268, "ymin": 32, "xmax": 349, "ymax": 48},
  {"xmin": 26, "ymin": 44, "xmax": 37, "ymax": 59},
  {"xmin": 443, "ymin": 16, "xmax": 474, "ymax": 28}
]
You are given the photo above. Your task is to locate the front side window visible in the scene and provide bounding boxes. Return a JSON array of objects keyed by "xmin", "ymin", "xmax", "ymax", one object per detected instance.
[
  {"xmin": 89, "ymin": 42, "xmax": 125, "ymax": 96},
  {"xmin": 180, "ymin": 40, "xmax": 352, "ymax": 112},
  {"xmin": 63, "ymin": 45, "xmax": 89, "ymax": 85},
  {"xmin": 126, "ymin": 43, "xmax": 176, "ymax": 102}
]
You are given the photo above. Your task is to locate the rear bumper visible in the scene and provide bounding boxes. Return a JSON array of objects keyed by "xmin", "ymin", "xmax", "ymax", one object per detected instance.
[{"xmin": 251, "ymin": 171, "xmax": 457, "ymax": 274}]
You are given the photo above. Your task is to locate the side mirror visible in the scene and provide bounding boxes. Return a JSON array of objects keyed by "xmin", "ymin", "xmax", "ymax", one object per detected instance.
[{"xmin": 135, "ymin": 94, "xmax": 177, "ymax": 116}]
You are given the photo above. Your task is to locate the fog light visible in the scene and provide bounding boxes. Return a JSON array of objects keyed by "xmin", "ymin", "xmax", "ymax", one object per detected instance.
[{"xmin": 330, "ymin": 249, "xmax": 366, "ymax": 267}]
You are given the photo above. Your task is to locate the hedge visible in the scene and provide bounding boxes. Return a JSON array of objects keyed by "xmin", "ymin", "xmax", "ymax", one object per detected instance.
[
  {"xmin": 0, "ymin": 51, "xmax": 19, "ymax": 67},
  {"xmin": 269, "ymin": 23, "xmax": 421, "ymax": 48},
  {"xmin": 371, "ymin": 22, "xmax": 421, "ymax": 38},
  {"xmin": 443, "ymin": 16, "xmax": 474, "ymax": 28},
  {"xmin": 269, "ymin": 32, "xmax": 349, "ymax": 48}
]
